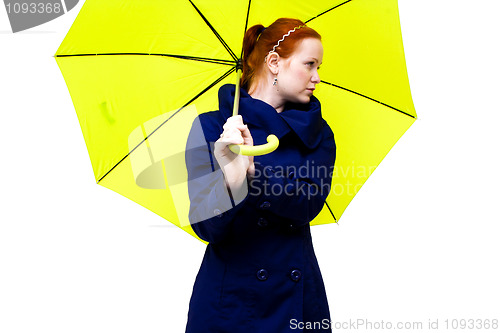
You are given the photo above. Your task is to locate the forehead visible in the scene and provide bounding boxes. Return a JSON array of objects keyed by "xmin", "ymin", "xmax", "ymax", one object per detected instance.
[{"xmin": 293, "ymin": 38, "xmax": 323, "ymax": 58}]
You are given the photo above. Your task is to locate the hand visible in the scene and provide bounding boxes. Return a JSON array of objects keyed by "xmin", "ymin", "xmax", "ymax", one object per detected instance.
[{"xmin": 214, "ymin": 115, "xmax": 255, "ymax": 190}]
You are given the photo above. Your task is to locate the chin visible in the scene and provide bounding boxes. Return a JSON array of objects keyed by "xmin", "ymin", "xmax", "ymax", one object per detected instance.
[
  {"xmin": 299, "ymin": 95, "xmax": 311, "ymax": 104},
  {"xmin": 286, "ymin": 93, "xmax": 310, "ymax": 105}
]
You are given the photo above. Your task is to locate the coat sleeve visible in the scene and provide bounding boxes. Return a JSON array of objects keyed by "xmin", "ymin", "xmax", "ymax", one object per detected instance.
[
  {"xmin": 248, "ymin": 126, "xmax": 336, "ymax": 227},
  {"xmin": 185, "ymin": 115, "xmax": 250, "ymax": 244}
]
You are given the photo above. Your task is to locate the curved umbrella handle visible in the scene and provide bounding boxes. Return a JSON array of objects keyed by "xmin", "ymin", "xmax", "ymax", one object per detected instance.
[{"xmin": 229, "ymin": 134, "xmax": 279, "ymax": 156}]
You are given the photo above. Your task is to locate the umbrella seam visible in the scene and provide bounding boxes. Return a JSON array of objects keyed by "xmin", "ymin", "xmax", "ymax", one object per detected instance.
[
  {"xmin": 54, "ymin": 53, "xmax": 235, "ymax": 66},
  {"xmin": 188, "ymin": 0, "xmax": 238, "ymax": 61},
  {"xmin": 241, "ymin": 0, "xmax": 252, "ymax": 59},
  {"xmin": 305, "ymin": 0, "xmax": 353, "ymax": 24},
  {"xmin": 324, "ymin": 201, "xmax": 337, "ymax": 223},
  {"xmin": 320, "ymin": 80, "xmax": 416, "ymax": 119}
]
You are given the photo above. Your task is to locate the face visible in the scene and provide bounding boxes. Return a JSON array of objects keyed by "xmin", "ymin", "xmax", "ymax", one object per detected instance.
[{"xmin": 277, "ymin": 38, "xmax": 323, "ymax": 104}]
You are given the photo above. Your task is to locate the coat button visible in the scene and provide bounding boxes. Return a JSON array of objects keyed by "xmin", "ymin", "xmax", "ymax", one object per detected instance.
[
  {"xmin": 259, "ymin": 201, "xmax": 271, "ymax": 209},
  {"xmin": 290, "ymin": 269, "xmax": 302, "ymax": 282},
  {"xmin": 213, "ymin": 208, "xmax": 223, "ymax": 218},
  {"xmin": 257, "ymin": 217, "xmax": 268, "ymax": 227},
  {"xmin": 256, "ymin": 269, "xmax": 268, "ymax": 281}
]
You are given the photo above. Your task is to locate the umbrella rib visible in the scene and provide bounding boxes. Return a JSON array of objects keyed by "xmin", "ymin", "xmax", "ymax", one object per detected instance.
[
  {"xmin": 161, "ymin": 54, "xmax": 234, "ymax": 66},
  {"xmin": 188, "ymin": 0, "xmax": 238, "ymax": 61},
  {"xmin": 321, "ymin": 80, "xmax": 416, "ymax": 119},
  {"xmin": 241, "ymin": 0, "xmax": 252, "ymax": 59},
  {"xmin": 96, "ymin": 67, "xmax": 236, "ymax": 184},
  {"xmin": 55, "ymin": 52, "xmax": 234, "ymax": 66},
  {"xmin": 305, "ymin": 0, "xmax": 353, "ymax": 24},
  {"xmin": 325, "ymin": 202, "xmax": 337, "ymax": 223}
]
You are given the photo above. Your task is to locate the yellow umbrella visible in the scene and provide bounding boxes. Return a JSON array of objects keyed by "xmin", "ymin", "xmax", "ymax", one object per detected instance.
[{"xmin": 55, "ymin": 0, "xmax": 416, "ymax": 242}]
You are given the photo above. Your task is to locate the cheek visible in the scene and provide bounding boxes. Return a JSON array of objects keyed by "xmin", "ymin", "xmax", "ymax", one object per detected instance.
[
  {"xmin": 282, "ymin": 66, "xmax": 310, "ymax": 90},
  {"xmin": 295, "ymin": 68, "xmax": 310, "ymax": 82}
]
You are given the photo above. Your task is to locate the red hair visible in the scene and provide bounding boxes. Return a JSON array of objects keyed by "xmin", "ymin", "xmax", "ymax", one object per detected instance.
[{"xmin": 241, "ymin": 18, "xmax": 322, "ymax": 90}]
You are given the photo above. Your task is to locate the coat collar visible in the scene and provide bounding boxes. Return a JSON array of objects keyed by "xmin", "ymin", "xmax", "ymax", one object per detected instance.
[{"xmin": 218, "ymin": 84, "xmax": 324, "ymax": 149}]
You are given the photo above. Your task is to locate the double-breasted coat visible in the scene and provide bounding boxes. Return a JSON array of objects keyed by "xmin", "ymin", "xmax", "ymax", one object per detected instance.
[{"xmin": 184, "ymin": 84, "xmax": 336, "ymax": 333}]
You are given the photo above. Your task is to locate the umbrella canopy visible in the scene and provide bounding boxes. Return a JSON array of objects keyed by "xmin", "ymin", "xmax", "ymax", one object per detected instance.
[{"xmin": 55, "ymin": 0, "xmax": 416, "ymax": 242}]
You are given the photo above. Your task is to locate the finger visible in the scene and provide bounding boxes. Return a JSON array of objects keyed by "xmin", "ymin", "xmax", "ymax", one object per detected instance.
[
  {"xmin": 223, "ymin": 115, "xmax": 244, "ymax": 129},
  {"xmin": 223, "ymin": 121, "xmax": 242, "ymax": 131},
  {"xmin": 222, "ymin": 136, "xmax": 244, "ymax": 145},
  {"xmin": 235, "ymin": 124, "xmax": 250, "ymax": 134},
  {"xmin": 218, "ymin": 132, "xmax": 244, "ymax": 145},
  {"xmin": 236, "ymin": 124, "xmax": 253, "ymax": 145},
  {"xmin": 228, "ymin": 115, "xmax": 243, "ymax": 124},
  {"xmin": 223, "ymin": 127, "xmax": 243, "ymax": 139}
]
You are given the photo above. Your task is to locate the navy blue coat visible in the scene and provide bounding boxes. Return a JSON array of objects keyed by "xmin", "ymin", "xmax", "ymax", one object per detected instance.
[{"xmin": 184, "ymin": 84, "xmax": 336, "ymax": 333}]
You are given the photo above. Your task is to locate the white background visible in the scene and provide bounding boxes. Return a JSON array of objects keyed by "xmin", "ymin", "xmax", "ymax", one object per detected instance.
[{"xmin": 1, "ymin": 1, "xmax": 499, "ymax": 332}]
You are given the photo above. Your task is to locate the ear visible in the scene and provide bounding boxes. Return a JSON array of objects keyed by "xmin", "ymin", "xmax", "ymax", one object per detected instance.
[{"xmin": 265, "ymin": 52, "xmax": 280, "ymax": 75}]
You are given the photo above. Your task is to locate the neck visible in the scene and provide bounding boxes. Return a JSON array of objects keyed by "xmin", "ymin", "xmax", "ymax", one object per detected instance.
[{"xmin": 247, "ymin": 80, "xmax": 285, "ymax": 113}]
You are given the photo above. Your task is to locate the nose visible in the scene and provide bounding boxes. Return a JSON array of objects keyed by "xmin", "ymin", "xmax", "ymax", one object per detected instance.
[{"xmin": 311, "ymin": 70, "xmax": 320, "ymax": 84}]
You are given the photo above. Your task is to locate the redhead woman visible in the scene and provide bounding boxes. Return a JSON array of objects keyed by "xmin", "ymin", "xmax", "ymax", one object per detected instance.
[{"xmin": 184, "ymin": 18, "xmax": 336, "ymax": 333}]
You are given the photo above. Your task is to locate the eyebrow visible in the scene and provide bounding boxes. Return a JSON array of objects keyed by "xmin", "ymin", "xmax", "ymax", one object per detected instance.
[{"xmin": 310, "ymin": 58, "xmax": 323, "ymax": 65}]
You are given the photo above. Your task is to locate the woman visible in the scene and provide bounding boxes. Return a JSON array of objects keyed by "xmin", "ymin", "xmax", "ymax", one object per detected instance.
[{"xmin": 184, "ymin": 18, "xmax": 336, "ymax": 333}]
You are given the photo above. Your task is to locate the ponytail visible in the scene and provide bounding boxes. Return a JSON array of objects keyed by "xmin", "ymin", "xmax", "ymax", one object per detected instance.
[{"xmin": 241, "ymin": 24, "xmax": 266, "ymax": 90}]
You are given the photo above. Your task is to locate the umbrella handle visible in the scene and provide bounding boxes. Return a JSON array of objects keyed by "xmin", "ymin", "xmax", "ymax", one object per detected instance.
[
  {"xmin": 230, "ymin": 66, "xmax": 280, "ymax": 156},
  {"xmin": 229, "ymin": 135, "xmax": 279, "ymax": 156}
]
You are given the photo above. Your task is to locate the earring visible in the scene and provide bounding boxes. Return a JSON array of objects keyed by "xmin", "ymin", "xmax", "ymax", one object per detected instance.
[{"xmin": 273, "ymin": 77, "xmax": 278, "ymax": 86}]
